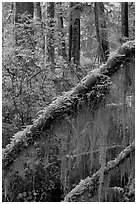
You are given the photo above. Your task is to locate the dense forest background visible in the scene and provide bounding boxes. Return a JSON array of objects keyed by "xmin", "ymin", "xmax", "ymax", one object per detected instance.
[
  {"xmin": 2, "ymin": 2, "xmax": 135, "ymax": 148},
  {"xmin": 2, "ymin": 2, "xmax": 135, "ymax": 202}
]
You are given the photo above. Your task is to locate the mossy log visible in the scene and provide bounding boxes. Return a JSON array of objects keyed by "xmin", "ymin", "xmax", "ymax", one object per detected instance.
[
  {"xmin": 2, "ymin": 41, "xmax": 135, "ymax": 172},
  {"xmin": 64, "ymin": 141, "xmax": 135, "ymax": 202}
]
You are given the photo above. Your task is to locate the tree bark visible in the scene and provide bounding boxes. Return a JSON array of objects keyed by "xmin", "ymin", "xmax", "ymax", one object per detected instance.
[
  {"xmin": 94, "ymin": 2, "xmax": 109, "ymax": 63},
  {"xmin": 35, "ymin": 2, "xmax": 45, "ymax": 61},
  {"xmin": 47, "ymin": 2, "xmax": 55, "ymax": 69},
  {"xmin": 121, "ymin": 2, "xmax": 129, "ymax": 38},
  {"xmin": 57, "ymin": 2, "xmax": 67, "ymax": 60},
  {"xmin": 35, "ymin": 2, "xmax": 42, "ymax": 19},
  {"xmin": 69, "ymin": 2, "xmax": 80, "ymax": 65},
  {"xmin": 68, "ymin": 3, "xmax": 73, "ymax": 63}
]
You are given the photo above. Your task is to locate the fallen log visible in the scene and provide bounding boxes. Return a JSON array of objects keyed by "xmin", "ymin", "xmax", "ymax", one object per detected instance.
[
  {"xmin": 2, "ymin": 41, "xmax": 135, "ymax": 172},
  {"xmin": 64, "ymin": 141, "xmax": 135, "ymax": 202}
]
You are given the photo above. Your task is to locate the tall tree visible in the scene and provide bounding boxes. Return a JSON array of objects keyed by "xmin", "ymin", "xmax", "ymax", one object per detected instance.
[
  {"xmin": 94, "ymin": 2, "xmax": 109, "ymax": 63},
  {"xmin": 57, "ymin": 2, "xmax": 67, "ymax": 60},
  {"xmin": 69, "ymin": 3, "xmax": 80, "ymax": 65},
  {"xmin": 35, "ymin": 2, "xmax": 45, "ymax": 61},
  {"xmin": 35, "ymin": 2, "xmax": 42, "ymax": 20},
  {"xmin": 68, "ymin": 3, "xmax": 73, "ymax": 63},
  {"xmin": 47, "ymin": 2, "xmax": 55, "ymax": 69},
  {"xmin": 121, "ymin": 2, "xmax": 129, "ymax": 38}
]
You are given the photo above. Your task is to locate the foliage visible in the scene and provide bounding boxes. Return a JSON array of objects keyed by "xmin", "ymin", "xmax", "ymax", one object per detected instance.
[
  {"xmin": 2, "ymin": 2, "xmax": 135, "ymax": 146},
  {"xmin": 2, "ymin": 2, "xmax": 135, "ymax": 202},
  {"xmin": 2, "ymin": 4, "xmax": 88, "ymax": 147}
]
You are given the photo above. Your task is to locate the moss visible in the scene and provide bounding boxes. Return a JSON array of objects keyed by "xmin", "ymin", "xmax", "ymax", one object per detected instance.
[
  {"xmin": 3, "ymin": 41, "xmax": 135, "ymax": 173},
  {"xmin": 64, "ymin": 142, "xmax": 135, "ymax": 201}
]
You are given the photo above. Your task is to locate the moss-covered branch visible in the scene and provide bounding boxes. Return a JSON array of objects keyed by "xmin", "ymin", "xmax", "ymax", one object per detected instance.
[
  {"xmin": 64, "ymin": 141, "xmax": 135, "ymax": 202},
  {"xmin": 2, "ymin": 41, "xmax": 135, "ymax": 171},
  {"xmin": 66, "ymin": 144, "xmax": 122, "ymax": 159}
]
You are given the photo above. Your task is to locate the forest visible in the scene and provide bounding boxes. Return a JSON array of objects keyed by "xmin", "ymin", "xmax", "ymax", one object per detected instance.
[{"xmin": 2, "ymin": 2, "xmax": 135, "ymax": 202}]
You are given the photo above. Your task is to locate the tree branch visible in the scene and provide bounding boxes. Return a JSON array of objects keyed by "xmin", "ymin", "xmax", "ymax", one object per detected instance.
[
  {"xmin": 2, "ymin": 41, "xmax": 135, "ymax": 171},
  {"xmin": 64, "ymin": 141, "xmax": 135, "ymax": 201}
]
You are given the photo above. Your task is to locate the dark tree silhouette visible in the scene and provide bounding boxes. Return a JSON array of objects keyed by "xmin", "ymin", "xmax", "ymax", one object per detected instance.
[
  {"xmin": 69, "ymin": 3, "xmax": 80, "ymax": 65},
  {"xmin": 47, "ymin": 2, "xmax": 55, "ymax": 69},
  {"xmin": 94, "ymin": 2, "xmax": 109, "ymax": 62},
  {"xmin": 35, "ymin": 2, "xmax": 45, "ymax": 60},
  {"xmin": 121, "ymin": 2, "xmax": 129, "ymax": 38}
]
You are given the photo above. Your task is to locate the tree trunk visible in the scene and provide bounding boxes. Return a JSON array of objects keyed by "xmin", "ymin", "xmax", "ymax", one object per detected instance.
[
  {"xmin": 94, "ymin": 2, "xmax": 109, "ymax": 63},
  {"xmin": 47, "ymin": 2, "xmax": 55, "ymax": 70},
  {"xmin": 69, "ymin": 2, "xmax": 80, "ymax": 65},
  {"xmin": 57, "ymin": 2, "xmax": 67, "ymax": 60},
  {"xmin": 68, "ymin": 3, "xmax": 73, "ymax": 63},
  {"xmin": 35, "ymin": 2, "xmax": 45, "ymax": 62},
  {"xmin": 35, "ymin": 2, "xmax": 42, "ymax": 19},
  {"xmin": 121, "ymin": 2, "xmax": 129, "ymax": 38}
]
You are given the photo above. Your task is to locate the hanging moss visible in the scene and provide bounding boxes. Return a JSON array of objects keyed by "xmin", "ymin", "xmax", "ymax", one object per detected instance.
[
  {"xmin": 2, "ymin": 41, "xmax": 135, "ymax": 202},
  {"xmin": 3, "ymin": 41, "xmax": 135, "ymax": 172},
  {"xmin": 64, "ymin": 141, "xmax": 135, "ymax": 201}
]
